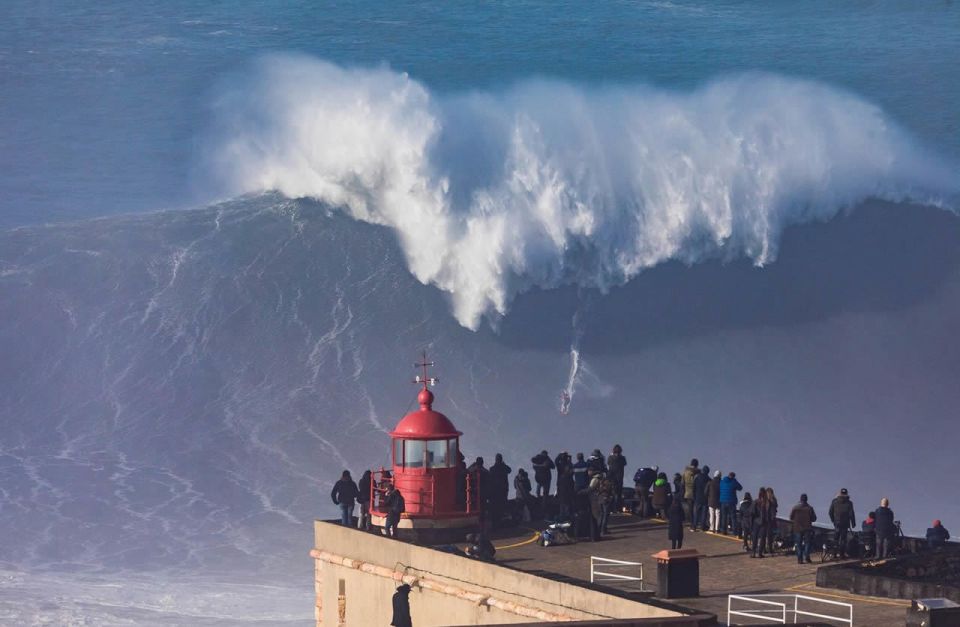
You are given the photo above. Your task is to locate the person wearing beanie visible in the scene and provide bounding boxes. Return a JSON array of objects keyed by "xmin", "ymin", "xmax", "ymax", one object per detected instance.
[
  {"xmin": 789, "ymin": 494, "xmax": 817, "ymax": 564},
  {"xmin": 927, "ymin": 520, "xmax": 951, "ymax": 549}
]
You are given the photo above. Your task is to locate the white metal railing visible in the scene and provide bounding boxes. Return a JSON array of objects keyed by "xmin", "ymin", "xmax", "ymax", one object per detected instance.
[
  {"xmin": 589, "ymin": 556, "xmax": 644, "ymax": 591},
  {"xmin": 727, "ymin": 594, "xmax": 853, "ymax": 625}
]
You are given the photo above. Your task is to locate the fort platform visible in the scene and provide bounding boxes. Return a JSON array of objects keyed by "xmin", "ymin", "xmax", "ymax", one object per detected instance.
[{"xmin": 485, "ymin": 513, "xmax": 911, "ymax": 626}]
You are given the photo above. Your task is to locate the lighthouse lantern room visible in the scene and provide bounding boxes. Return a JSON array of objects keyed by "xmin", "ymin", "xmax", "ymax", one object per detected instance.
[{"xmin": 369, "ymin": 354, "xmax": 480, "ymax": 542}]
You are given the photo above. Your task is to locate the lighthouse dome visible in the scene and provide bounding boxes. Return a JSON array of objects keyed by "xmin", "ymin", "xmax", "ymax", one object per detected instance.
[{"xmin": 390, "ymin": 388, "xmax": 461, "ymax": 439}]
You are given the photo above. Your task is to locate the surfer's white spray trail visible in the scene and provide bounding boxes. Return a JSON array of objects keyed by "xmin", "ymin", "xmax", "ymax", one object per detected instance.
[{"xmin": 210, "ymin": 55, "xmax": 958, "ymax": 330}]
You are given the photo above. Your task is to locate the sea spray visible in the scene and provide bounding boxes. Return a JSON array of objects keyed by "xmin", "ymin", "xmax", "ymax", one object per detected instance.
[{"xmin": 209, "ymin": 55, "xmax": 957, "ymax": 330}]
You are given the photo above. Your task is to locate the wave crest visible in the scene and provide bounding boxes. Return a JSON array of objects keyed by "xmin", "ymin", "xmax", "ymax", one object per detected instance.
[{"xmin": 209, "ymin": 55, "xmax": 956, "ymax": 329}]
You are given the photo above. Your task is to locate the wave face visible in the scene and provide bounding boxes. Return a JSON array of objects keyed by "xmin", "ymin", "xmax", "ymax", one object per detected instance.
[
  {"xmin": 3, "ymin": 196, "xmax": 960, "ymax": 622},
  {"xmin": 208, "ymin": 56, "xmax": 956, "ymax": 329}
]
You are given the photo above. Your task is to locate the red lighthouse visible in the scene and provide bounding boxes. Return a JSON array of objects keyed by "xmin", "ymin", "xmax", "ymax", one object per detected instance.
[{"xmin": 370, "ymin": 354, "xmax": 480, "ymax": 542}]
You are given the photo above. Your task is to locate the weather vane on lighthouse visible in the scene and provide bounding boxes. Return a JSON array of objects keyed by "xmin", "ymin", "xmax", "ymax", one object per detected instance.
[{"xmin": 413, "ymin": 351, "xmax": 439, "ymax": 389}]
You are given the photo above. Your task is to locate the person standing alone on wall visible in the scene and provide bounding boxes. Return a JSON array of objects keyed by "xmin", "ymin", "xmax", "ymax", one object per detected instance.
[
  {"xmin": 391, "ymin": 583, "xmax": 412, "ymax": 627},
  {"xmin": 331, "ymin": 470, "xmax": 360, "ymax": 527}
]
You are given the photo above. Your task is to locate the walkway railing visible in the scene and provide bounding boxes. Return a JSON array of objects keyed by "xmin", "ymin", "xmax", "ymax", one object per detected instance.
[
  {"xmin": 589, "ymin": 556, "xmax": 644, "ymax": 591},
  {"xmin": 727, "ymin": 594, "xmax": 853, "ymax": 625}
]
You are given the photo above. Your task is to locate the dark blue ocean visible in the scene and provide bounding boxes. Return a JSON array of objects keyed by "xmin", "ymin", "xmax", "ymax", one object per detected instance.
[
  {"xmin": 2, "ymin": 1, "xmax": 958, "ymax": 227},
  {"xmin": 1, "ymin": 2, "xmax": 959, "ymax": 624}
]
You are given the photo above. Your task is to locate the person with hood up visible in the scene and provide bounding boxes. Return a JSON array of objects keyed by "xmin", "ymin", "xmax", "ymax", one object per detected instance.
[
  {"xmin": 357, "ymin": 470, "xmax": 372, "ymax": 531},
  {"xmin": 606, "ymin": 444, "xmax": 627, "ymax": 511},
  {"xmin": 720, "ymin": 472, "xmax": 743, "ymax": 535},
  {"xmin": 692, "ymin": 467, "xmax": 708, "ymax": 532},
  {"xmin": 667, "ymin": 495, "xmax": 685, "ymax": 549},
  {"xmin": 707, "ymin": 470, "xmax": 722, "ymax": 533},
  {"xmin": 682, "ymin": 458, "xmax": 700, "ymax": 525},
  {"xmin": 391, "ymin": 583, "xmax": 412, "ymax": 627},
  {"xmin": 331, "ymin": 470, "xmax": 360, "ymax": 527},
  {"xmin": 652, "ymin": 472, "xmax": 672, "ymax": 519},
  {"xmin": 531, "ymin": 450, "xmax": 555, "ymax": 498},
  {"xmin": 789, "ymin": 494, "xmax": 817, "ymax": 564},
  {"xmin": 573, "ymin": 452, "xmax": 590, "ymax": 491},
  {"xmin": 874, "ymin": 497, "xmax": 895, "ymax": 559},
  {"xmin": 738, "ymin": 492, "xmax": 753, "ymax": 551},
  {"xmin": 927, "ymin": 520, "xmax": 951, "ymax": 548},
  {"xmin": 633, "ymin": 465, "xmax": 658, "ymax": 518},
  {"xmin": 488, "ymin": 453, "xmax": 512, "ymax": 528},
  {"xmin": 828, "ymin": 488, "xmax": 856, "ymax": 558}
]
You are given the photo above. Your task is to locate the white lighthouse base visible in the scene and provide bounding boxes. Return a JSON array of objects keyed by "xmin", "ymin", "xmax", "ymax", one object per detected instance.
[{"xmin": 370, "ymin": 512, "xmax": 481, "ymax": 544}]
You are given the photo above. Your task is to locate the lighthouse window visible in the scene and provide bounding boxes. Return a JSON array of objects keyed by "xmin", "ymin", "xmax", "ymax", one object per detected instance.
[
  {"xmin": 403, "ymin": 439, "xmax": 426, "ymax": 468},
  {"xmin": 426, "ymin": 439, "xmax": 449, "ymax": 468},
  {"xmin": 394, "ymin": 439, "xmax": 403, "ymax": 466}
]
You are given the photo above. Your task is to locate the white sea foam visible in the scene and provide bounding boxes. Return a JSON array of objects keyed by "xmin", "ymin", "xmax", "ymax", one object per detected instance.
[{"xmin": 209, "ymin": 55, "xmax": 958, "ymax": 329}]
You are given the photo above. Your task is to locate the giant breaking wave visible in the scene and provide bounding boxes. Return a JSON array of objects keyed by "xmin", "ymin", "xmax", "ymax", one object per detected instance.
[{"xmin": 209, "ymin": 56, "xmax": 956, "ymax": 329}]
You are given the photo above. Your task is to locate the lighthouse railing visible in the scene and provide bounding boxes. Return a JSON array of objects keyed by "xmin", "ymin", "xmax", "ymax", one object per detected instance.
[{"xmin": 369, "ymin": 469, "xmax": 476, "ymax": 517}]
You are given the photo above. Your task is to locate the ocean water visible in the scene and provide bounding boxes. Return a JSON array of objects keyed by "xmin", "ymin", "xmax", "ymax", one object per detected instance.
[{"xmin": 2, "ymin": 1, "xmax": 960, "ymax": 624}]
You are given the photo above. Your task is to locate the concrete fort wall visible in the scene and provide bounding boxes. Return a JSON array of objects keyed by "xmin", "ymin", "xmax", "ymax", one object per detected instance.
[{"xmin": 313, "ymin": 520, "xmax": 684, "ymax": 626}]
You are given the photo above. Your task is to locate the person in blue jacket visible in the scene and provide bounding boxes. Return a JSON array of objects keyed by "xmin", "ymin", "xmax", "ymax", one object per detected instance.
[{"xmin": 719, "ymin": 472, "xmax": 743, "ymax": 535}]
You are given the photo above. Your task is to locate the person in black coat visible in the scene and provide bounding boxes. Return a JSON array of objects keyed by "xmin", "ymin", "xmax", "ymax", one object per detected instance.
[
  {"xmin": 738, "ymin": 493, "xmax": 753, "ymax": 551},
  {"xmin": 467, "ymin": 457, "xmax": 491, "ymax": 519},
  {"xmin": 606, "ymin": 445, "xmax": 627, "ymax": 511},
  {"xmin": 385, "ymin": 485, "xmax": 405, "ymax": 538},
  {"xmin": 331, "ymin": 470, "xmax": 360, "ymax": 526},
  {"xmin": 391, "ymin": 584, "xmax": 412, "ymax": 627},
  {"xmin": 556, "ymin": 465, "xmax": 575, "ymax": 518},
  {"xmin": 488, "ymin": 454, "xmax": 512, "ymax": 528},
  {"xmin": 692, "ymin": 468, "xmax": 708, "ymax": 532},
  {"xmin": 874, "ymin": 498, "xmax": 895, "ymax": 559},
  {"xmin": 828, "ymin": 488, "xmax": 856, "ymax": 558},
  {"xmin": 667, "ymin": 496, "xmax": 685, "ymax": 549},
  {"xmin": 357, "ymin": 470, "xmax": 372, "ymax": 531},
  {"xmin": 927, "ymin": 520, "xmax": 951, "ymax": 548},
  {"xmin": 531, "ymin": 450, "xmax": 555, "ymax": 498}
]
